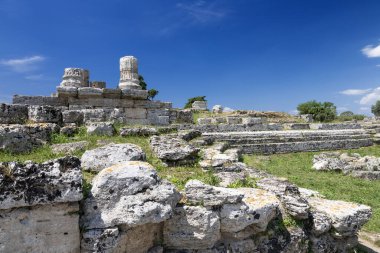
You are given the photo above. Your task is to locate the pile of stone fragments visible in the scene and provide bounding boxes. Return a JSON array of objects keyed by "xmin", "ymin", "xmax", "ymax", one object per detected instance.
[{"xmin": 313, "ymin": 152, "xmax": 380, "ymax": 180}]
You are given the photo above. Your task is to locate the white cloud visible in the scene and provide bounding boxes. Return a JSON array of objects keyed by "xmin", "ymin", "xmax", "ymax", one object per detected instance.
[
  {"xmin": 362, "ymin": 43, "xmax": 380, "ymax": 58},
  {"xmin": 25, "ymin": 74, "xmax": 44, "ymax": 80},
  {"xmin": 340, "ymin": 89, "xmax": 371, "ymax": 95},
  {"xmin": 360, "ymin": 107, "xmax": 370, "ymax": 111},
  {"xmin": 359, "ymin": 87, "xmax": 380, "ymax": 105},
  {"xmin": 0, "ymin": 55, "xmax": 45, "ymax": 72},
  {"xmin": 377, "ymin": 64, "xmax": 380, "ymax": 67},
  {"xmin": 289, "ymin": 109, "xmax": 298, "ymax": 115},
  {"xmin": 177, "ymin": 1, "xmax": 226, "ymax": 24}
]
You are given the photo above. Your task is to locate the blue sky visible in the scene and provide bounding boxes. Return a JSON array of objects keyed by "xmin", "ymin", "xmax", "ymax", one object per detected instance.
[{"xmin": 1, "ymin": 0, "xmax": 380, "ymax": 114}]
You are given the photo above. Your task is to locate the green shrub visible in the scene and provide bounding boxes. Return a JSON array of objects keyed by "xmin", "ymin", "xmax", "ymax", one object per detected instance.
[
  {"xmin": 297, "ymin": 100, "xmax": 337, "ymax": 122},
  {"xmin": 138, "ymin": 75, "xmax": 147, "ymax": 90},
  {"xmin": 372, "ymin": 100, "xmax": 380, "ymax": 116},
  {"xmin": 148, "ymin": 89, "xmax": 159, "ymax": 100},
  {"xmin": 337, "ymin": 111, "xmax": 365, "ymax": 121},
  {"xmin": 184, "ymin": 96, "xmax": 207, "ymax": 109}
]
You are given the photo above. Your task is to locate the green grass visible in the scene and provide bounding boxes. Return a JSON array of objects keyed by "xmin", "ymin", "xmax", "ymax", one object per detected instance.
[
  {"xmin": 0, "ymin": 125, "xmax": 219, "ymax": 190},
  {"xmin": 243, "ymin": 145, "xmax": 380, "ymax": 233}
]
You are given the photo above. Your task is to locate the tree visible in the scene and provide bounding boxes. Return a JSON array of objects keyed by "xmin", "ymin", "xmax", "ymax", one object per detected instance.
[
  {"xmin": 148, "ymin": 89, "xmax": 159, "ymax": 100},
  {"xmin": 138, "ymin": 75, "xmax": 147, "ymax": 90},
  {"xmin": 340, "ymin": 111, "xmax": 354, "ymax": 117},
  {"xmin": 184, "ymin": 96, "xmax": 207, "ymax": 109},
  {"xmin": 297, "ymin": 100, "xmax": 337, "ymax": 122},
  {"xmin": 371, "ymin": 100, "xmax": 380, "ymax": 116}
]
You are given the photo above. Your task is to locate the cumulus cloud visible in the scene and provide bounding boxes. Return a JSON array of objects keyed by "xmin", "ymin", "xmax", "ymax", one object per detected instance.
[
  {"xmin": 0, "ymin": 55, "xmax": 45, "ymax": 72},
  {"xmin": 340, "ymin": 89, "xmax": 371, "ymax": 95},
  {"xmin": 359, "ymin": 87, "xmax": 380, "ymax": 105},
  {"xmin": 362, "ymin": 43, "xmax": 380, "ymax": 58}
]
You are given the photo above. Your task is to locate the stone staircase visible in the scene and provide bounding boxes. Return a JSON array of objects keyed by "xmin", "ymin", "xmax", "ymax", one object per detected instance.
[{"xmin": 202, "ymin": 129, "xmax": 373, "ymax": 155}]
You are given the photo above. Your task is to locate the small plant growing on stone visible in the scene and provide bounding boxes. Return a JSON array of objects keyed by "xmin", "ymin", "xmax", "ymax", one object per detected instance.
[
  {"xmin": 227, "ymin": 177, "xmax": 257, "ymax": 188},
  {"xmin": 148, "ymin": 89, "xmax": 159, "ymax": 100}
]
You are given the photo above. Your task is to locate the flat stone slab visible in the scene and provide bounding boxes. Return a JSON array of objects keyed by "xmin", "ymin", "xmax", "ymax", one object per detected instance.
[
  {"xmin": 81, "ymin": 143, "xmax": 146, "ymax": 172},
  {"xmin": 308, "ymin": 197, "xmax": 372, "ymax": 237},
  {"xmin": 0, "ymin": 156, "xmax": 83, "ymax": 210},
  {"xmin": 51, "ymin": 141, "xmax": 89, "ymax": 154}
]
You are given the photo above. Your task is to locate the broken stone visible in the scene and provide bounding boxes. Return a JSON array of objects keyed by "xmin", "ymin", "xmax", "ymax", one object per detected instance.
[
  {"xmin": 81, "ymin": 143, "xmax": 146, "ymax": 172},
  {"xmin": 86, "ymin": 121, "xmax": 115, "ymax": 136},
  {"xmin": 51, "ymin": 141, "xmax": 89, "ymax": 155}
]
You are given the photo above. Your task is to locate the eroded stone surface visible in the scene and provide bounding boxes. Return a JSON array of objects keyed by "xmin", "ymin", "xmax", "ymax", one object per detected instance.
[
  {"xmin": 120, "ymin": 126, "xmax": 158, "ymax": 137},
  {"xmin": 163, "ymin": 206, "xmax": 220, "ymax": 250},
  {"xmin": 150, "ymin": 135, "xmax": 200, "ymax": 166},
  {"xmin": 81, "ymin": 143, "xmax": 146, "ymax": 172},
  {"xmin": 81, "ymin": 161, "xmax": 181, "ymax": 229},
  {"xmin": 86, "ymin": 121, "xmax": 115, "ymax": 136},
  {"xmin": 308, "ymin": 197, "xmax": 372, "ymax": 237},
  {"xmin": 0, "ymin": 156, "xmax": 82, "ymax": 209},
  {"xmin": 220, "ymin": 188, "xmax": 280, "ymax": 236},
  {"xmin": 51, "ymin": 141, "xmax": 89, "ymax": 155},
  {"xmin": 257, "ymin": 177, "xmax": 310, "ymax": 220},
  {"xmin": 185, "ymin": 180, "xmax": 244, "ymax": 206},
  {"xmin": 0, "ymin": 202, "xmax": 80, "ymax": 253}
]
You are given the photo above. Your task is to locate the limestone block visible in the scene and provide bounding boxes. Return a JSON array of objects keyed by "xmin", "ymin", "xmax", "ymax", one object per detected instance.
[
  {"xmin": 300, "ymin": 114, "xmax": 313, "ymax": 123},
  {"xmin": 81, "ymin": 143, "xmax": 146, "ymax": 172},
  {"xmin": 163, "ymin": 206, "xmax": 220, "ymax": 250},
  {"xmin": 124, "ymin": 107, "xmax": 147, "ymax": 119},
  {"xmin": 198, "ymin": 118, "xmax": 213, "ymax": 124},
  {"xmin": 192, "ymin": 101, "xmax": 207, "ymax": 110},
  {"xmin": 62, "ymin": 110, "xmax": 84, "ymax": 124},
  {"xmin": 0, "ymin": 156, "xmax": 82, "ymax": 209},
  {"xmin": 51, "ymin": 141, "xmax": 89, "ymax": 155},
  {"xmin": 28, "ymin": 105, "xmax": 62, "ymax": 123},
  {"xmin": 91, "ymin": 81, "xmax": 106, "ymax": 89},
  {"xmin": 134, "ymin": 100, "xmax": 172, "ymax": 109},
  {"xmin": 257, "ymin": 177, "xmax": 310, "ymax": 219},
  {"xmin": 185, "ymin": 180, "xmax": 244, "ymax": 206},
  {"xmin": 81, "ymin": 161, "xmax": 181, "ymax": 229},
  {"xmin": 13, "ymin": 95, "xmax": 68, "ymax": 106},
  {"xmin": 121, "ymin": 89, "xmax": 148, "ymax": 100},
  {"xmin": 241, "ymin": 117, "xmax": 266, "ymax": 125},
  {"xmin": 82, "ymin": 109, "xmax": 111, "ymax": 122},
  {"xmin": 283, "ymin": 123, "xmax": 310, "ymax": 130},
  {"xmin": 0, "ymin": 103, "xmax": 28, "ymax": 124},
  {"xmin": 103, "ymin": 88, "xmax": 122, "ymax": 99},
  {"xmin": 0, "ymin": 124, "xmax": 57, "ymax": 153},
  {"xmin": 0, "ymin": 202, "xmax": 80, "ymax": 253},
  {"xmin": 120, "ymin": 127, "xmax": 158, "ymax": 137},
  {"xmin": 68, "ymin": 97, "xmax": 134, "ymax": 108},
  {"xmin": 81, "ymin": 223, "xmax": 163, "ymax": 253},
  {"xmin": 150, "ymin": 135, "xmax": 200, "ymax": 166},
  {"xmin": 86, "ymin": 122, "xmax": 115, "ymax": 136},
  {"xmin": 60, "ymin": 124, "xmax": 78, "ymax": 136},
  {"xmin": 226, "ymin": 116, "xmax": 242, "ymax": 124},
  {"xmin": 56, "ymin": 86, "xmax": 78, "ymax": 98},
  {"xmin": 220, "ymin": 188, "xmax": 280, "ymax": 236},
  {"xmin": 78, "ymin": 87, "xmax": 103, "ymax": 98},
  {"xmin": 308, "ymin": 197, "xmax": 372, "ymax": 237}
]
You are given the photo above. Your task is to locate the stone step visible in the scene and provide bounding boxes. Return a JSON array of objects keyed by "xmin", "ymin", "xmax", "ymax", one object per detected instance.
[
  {"xmin": 209, "ymin": 134, "xmax": 369, "ymax": 145},
  {"xmin": 230, "ymin": 139, "xmax": 372, "ymax": 155},
  {"xmin": 202, "ymin": 130, "xmax": 372, "ymax": 154}
]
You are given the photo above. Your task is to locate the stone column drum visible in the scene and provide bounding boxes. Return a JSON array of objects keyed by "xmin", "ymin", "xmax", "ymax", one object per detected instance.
[
  {"xmin": 60, "ymin": 68, "xmax": 89, "ymax": 88},
  {"xmin": 118, "ymin": 56, "xmax": 141, "ymax": 90}
]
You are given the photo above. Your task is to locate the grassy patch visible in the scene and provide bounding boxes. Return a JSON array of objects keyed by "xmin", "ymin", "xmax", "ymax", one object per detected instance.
[
  {"xmin": 0, "ymin": 125, "xmax": 218, "ymax": 190},
  {"xmin": 227, "ymin": 177, "xmax": 257, "ymax": 188},
  {"xmin": 243, "ymin": 145, "xmax": 380, "ymax": 233}
]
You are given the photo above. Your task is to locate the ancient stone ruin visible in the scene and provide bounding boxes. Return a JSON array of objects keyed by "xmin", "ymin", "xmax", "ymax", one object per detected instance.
[{"xmin": 0, "ymin": 55, "xmax": 379, "ymax": 252}]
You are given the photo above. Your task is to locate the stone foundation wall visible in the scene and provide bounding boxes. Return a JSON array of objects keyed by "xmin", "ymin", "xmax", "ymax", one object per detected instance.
[{"xmin": 10, "ymin": 93, "xmax": 181, "ymax": 125}]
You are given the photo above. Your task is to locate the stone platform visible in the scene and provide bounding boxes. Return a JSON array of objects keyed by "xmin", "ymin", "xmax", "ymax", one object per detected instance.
[{"xmin": 202, "ymin": 129, "xmax": 373, "ymax": 154}]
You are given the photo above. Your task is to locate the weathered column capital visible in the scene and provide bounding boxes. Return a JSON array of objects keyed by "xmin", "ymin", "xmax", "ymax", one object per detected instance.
[{"xmin": 118, "ymin": 56, "xmax": 141, "ymax": 90}]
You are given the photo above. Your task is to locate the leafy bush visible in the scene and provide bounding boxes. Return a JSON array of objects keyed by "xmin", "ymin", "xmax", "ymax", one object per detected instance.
[
  {"xmin": 148, "ymin": 89, "xmax": 159, "ymax": 100},
  {"xmin": 297, "ymin": 100, "xmax": 337, "ymax": 122},
  {"xmin": 184, "ymin": 96, "xmax": 207, "ymax": 109},
  {"xmin": 372, "ymin": 100, "xmax": 380, "ymax": 116},
  {"xmin": 337, "ymin": 111, "xmax": 365, "ymax": 121},
  {"xmin": 138, "ymin": 75, "xmax": 147, "ymax": 90}
]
